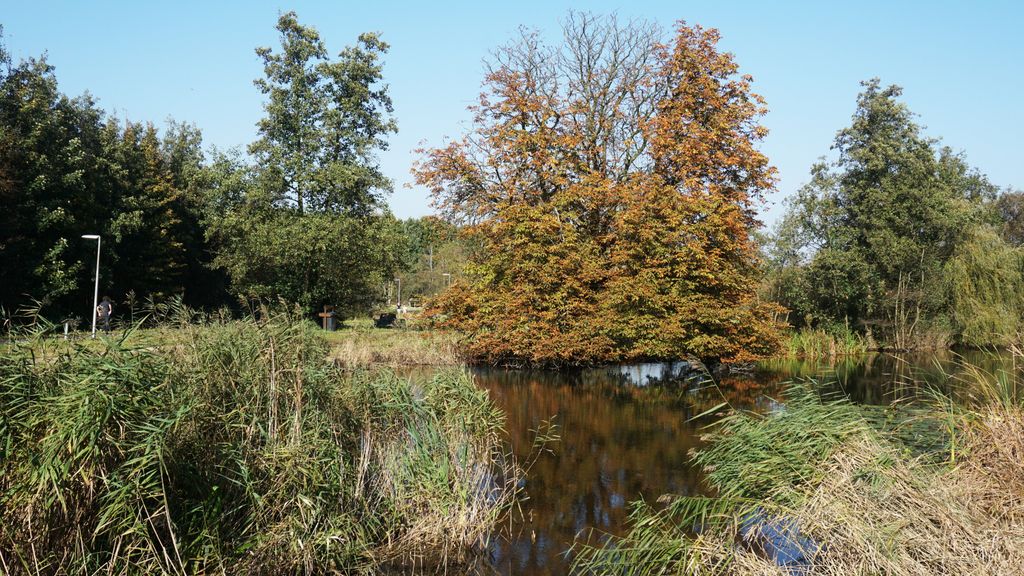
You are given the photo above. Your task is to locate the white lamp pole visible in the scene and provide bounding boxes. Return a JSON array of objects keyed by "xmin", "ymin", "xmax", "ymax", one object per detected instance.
[
  {"xmin": 82, "ymin": 235, "xmax": 101, "ymax": 338},
  {"xmin": 395, "ymin": 277, "xmax": 401, "ymax": 307}
]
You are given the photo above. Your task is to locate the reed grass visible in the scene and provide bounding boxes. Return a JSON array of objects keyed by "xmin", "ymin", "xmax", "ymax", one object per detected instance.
[
  {"xmin": 573, "ymin": 355, "xmax": 1024, "ymax": 575},
  {"xmin": 0, "ymin": 308, "xmax": 515, "ymax": 574},
  {"xmin": 782, "ymin": 327, "xmax": 868, "ymax": 358}
]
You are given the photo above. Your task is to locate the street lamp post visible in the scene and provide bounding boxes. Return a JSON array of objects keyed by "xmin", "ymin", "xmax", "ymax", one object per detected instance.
[
  {"xmin": 82, "ymin": 235, "xmax": 101, "ymax": 338},
  {"xmin": 395, "ymin": 277, "xmax": 402, "ymax": 308}
]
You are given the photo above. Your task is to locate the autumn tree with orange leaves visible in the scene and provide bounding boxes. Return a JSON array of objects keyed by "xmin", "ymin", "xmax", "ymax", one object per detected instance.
[{"xmin": 415, "ymin": 13, "xmax": 783, "ymax": 366}]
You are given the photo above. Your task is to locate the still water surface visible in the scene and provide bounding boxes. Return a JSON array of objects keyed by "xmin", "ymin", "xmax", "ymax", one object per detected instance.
[{"xmin": 474, "ymin": 350, "xmax": 1016, "ymax": 575}]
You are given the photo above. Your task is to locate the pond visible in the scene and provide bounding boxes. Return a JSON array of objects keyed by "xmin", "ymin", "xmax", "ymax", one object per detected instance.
[{"xmin": 474, "ymin": 350, "xmax": 1017, "ymax": 575}]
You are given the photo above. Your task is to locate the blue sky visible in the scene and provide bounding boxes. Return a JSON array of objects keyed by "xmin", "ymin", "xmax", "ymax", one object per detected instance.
[{"xmin": 4, "ymin": 1, "xmax": 1022, "ymax": 226}]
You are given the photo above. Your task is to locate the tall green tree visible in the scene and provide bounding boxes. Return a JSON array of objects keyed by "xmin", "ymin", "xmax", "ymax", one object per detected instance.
[
  {"xmin": 106, "ymin": 122, "xmax": 188, "ymax": 300},
  {"xmin": 208, "ymin": 12, "xmax": 401, "ymax": 313},
  {"xmin": 772, "ymin": 79, "xmax": 998, "ymax": 345},
  {"xmin": 250, "ymin": 11, "xmax": 396, "ymax": 215},
  {"xmin": 161, "ymin": 121, "xmax": 229, "ymax": 308}
]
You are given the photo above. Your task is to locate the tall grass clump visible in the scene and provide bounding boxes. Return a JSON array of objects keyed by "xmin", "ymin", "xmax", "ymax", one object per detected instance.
[
  {"xmin": 783, "ymin": 326, "xmax": 868, "ymax": 358},
  {"xmin": 0, "ymin": 308, "xmax": 516, "ymax": 574},
  {"xmin": 574, "ymin": 372, "xmax": 1024, "ymax": 575}
]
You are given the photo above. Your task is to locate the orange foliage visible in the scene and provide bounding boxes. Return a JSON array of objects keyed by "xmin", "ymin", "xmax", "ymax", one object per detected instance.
[{"xmin": 416, "ymin": 20, "xmax": 783, "ymax": 366}]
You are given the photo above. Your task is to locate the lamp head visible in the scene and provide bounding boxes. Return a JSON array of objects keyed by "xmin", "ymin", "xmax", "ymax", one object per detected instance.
[{"xmin": 81, "ymin": 234, "xmax": 100, "ymax": 240}]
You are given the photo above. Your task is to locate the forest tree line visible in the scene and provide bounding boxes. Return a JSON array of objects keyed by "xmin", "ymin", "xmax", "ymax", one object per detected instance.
[
  {"xmin": 0, "ymin": 17, "xmax": 457, "ymax": 326},
  {"xmin": 2, "ymin": 13, "xmax": 1022, "ymax": 362}
]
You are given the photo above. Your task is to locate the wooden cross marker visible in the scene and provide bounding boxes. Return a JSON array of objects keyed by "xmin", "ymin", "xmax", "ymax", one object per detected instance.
[{"xmin": 318, "ymin": 305, "xmax": 336, "ymax": 330}]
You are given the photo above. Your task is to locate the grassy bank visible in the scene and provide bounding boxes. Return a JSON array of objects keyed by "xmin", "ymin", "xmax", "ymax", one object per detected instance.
[
  {"xmin": 326, "ymin": 318, "xmax": 464, "ymax": 368},
  {"xmin": 574, "ymin": 361, "xmax": 1024, "ymax": 575},
  {"xmin": 0, "ymin": 311, "xmax": 514, "ymax": 574}
]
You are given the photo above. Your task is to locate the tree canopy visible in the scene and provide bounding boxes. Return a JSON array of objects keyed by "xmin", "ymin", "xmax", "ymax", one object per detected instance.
[
  {"xmin": 416, "ymin": 14, "xmax": 783, "ymax": 365},
  {"xmin": 250, "ymin": 12, "xmax": 396, "ymax": 215},
  {"xmin": 0, "ymin": 33, "xmax": 220, "ymax": 319},
  {"xmin": 204, "ymin": 12, "xmax": 401, "ymax": 314},
  {"xmin": 5, "ymin": 14, "xmax": 1023, "ymax": 353},
  {"xmin": 767, "ymin": 79, "xmax": 1009, "ymax": 346}
]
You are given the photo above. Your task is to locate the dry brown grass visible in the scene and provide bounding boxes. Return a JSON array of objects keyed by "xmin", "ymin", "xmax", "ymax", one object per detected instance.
[
  {"xmin": 951, "ymin": 408, "xmax": 1024, "ymax": 531},
  {"xmin": 577, "ymin": 397, "xmax": 1024, "ymax": 576},
  {"xmin": 719, "ymin": 410, "xmax": 1024, "ymax": 575},
  {"xmin": 326, "ymin": 327, "xmax": 465, "ymax": 368}
]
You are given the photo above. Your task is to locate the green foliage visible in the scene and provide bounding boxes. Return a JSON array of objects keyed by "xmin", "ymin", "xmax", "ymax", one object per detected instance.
[
  {"xmin": 0, "ymin": 29, "xmax": 224, "ymax": 318},
  {"xmin": 250, "ymin": 12, "xmax": 396, "ymax": 215},
  {"xmin": 209, "ymin": 207, "xmax": 402, "ymax": 314},
  {"xmin": 106, "ymin": 123, "xmax": 188, "ymax": 299},
  {"xmin": 204, "ymin": 12, "xmax": 403, "ymax": 314},
  {"xmin": 945, "ymin": 226, "xmax": 1024, "ymax": 346},
  {"xmin": 0, "ymin": 312, "xmax": 514, "ymax": 573},
  {"xmin": 392, "ymin": 217, "xmax": 465, "ymax": 304},
  {"xmin": 996, "ymin": 189, "xmax": 1024, "ymax": 247},
  {"xmin": 0, "ymin": 46, "xmax": 101, "ymax": 309},
  {"xmin": 770, "ymin": 79, "xmax": 1003, "ymax": 347},
  {"xmin": 0, "ymin": 18, "xmax": 403, "ymax": 320}
]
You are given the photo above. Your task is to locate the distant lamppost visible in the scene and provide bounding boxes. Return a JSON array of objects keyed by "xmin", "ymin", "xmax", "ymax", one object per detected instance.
[
  {"xmin": 442, "ymin": 273, "xmax": 451, "ymax": 287},
  {"xmin": 81, "ymin": 234, "xmax": 101, "ymax": 338},
  {"xmin": 395, "ymin": 277, "xmax": 402, "ymax": 307}
]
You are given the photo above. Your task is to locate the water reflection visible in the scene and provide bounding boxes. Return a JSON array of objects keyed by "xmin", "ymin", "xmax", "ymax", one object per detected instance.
[
  {"xmin": 608, "ymin": 361, "xmax": 698, "ymax": 386},
  {"xmin": 474, "ymin": 365, "xmax": 785, "ymax": 575},
  {"xmin": 756, "ymin": 349, "xmax": 1020, "ymax": 405},
  {"xmin": 476, "ymin": 349, "xmax": 1020, "ymax": 576}
]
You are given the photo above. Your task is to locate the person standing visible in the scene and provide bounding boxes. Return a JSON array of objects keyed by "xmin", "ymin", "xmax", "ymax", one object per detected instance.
[{"xmin": 97, "ymin": 296, "xmax": 113, "ymax": 334}]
